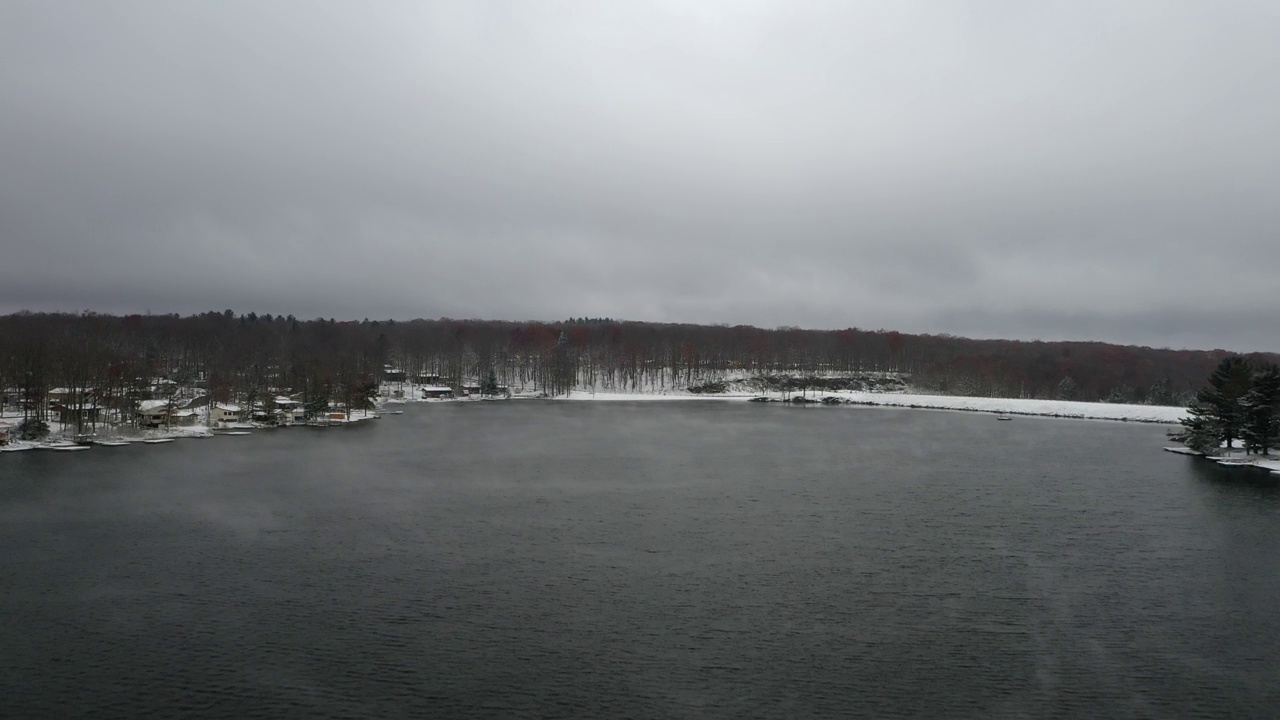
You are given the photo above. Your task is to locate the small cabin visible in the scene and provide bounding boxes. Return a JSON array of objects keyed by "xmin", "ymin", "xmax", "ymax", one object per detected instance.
[
  {"xmin": 51, "ymin": 403, "xmax": 102, "ymax": 425},
  {"xmin": 384, "ymin": 368, "xmax": 407, "ymax": 383},
  {"xmin": 421, "ymin": 385, "xmax": 453, "ymax": 399},
  {"xmin": 461, "ymin": 384, "xmax": 482, "ymax": 396},
  {"xmin": 0, "ymin": 422, "xmax": 12, "ymax": 445},
  {"xmin": 415, "ymin": 374, "xmax": 442, "ymax": 385}
]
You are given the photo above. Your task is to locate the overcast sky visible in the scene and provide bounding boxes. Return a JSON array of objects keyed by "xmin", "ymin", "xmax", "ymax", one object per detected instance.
[{"xmin": 2, "ymin": 2, "xmax": 1277, "ymax": 351}]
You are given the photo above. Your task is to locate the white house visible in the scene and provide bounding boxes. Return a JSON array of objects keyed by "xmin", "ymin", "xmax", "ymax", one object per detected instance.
[{"xmin": 212, "ymin": 404, "xmax": 243, "ymax": 423}]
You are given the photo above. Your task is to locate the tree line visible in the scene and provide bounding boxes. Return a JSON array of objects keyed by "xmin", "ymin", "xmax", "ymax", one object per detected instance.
[
  {"xmin": 1181, "ymin": 357, "xmax": 1280, "ymax": 455},
  {"xmin": 2, "ymin": 311, "xmax": 1276, "ymax": 436}
]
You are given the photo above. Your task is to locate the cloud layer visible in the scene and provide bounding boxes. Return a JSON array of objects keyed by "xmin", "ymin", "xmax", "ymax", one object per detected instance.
[{"xmin": 2, "ymin": 1, "xmax": 1277, "ymax": 351}]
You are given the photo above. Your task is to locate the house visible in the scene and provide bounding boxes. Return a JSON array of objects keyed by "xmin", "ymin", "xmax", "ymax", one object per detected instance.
[
  {"xmin": 211, "ymin": 404, "xmax": 243, "ymax": 423},
  {"xmin": 421, "ymin": 385, "xmax": 454, "ymax": 399},
  {"xmin": 384, "ymin": 368, "xmax": 407, "ymax": 383},
  {"xmin": 50, "ymin": 403, "xmax": 102, "ymax": 426},
  {"xmin": 274, "ymin": 407, "xmax": 307, "ymax": 426},
  {"xmin": 415, "ymin": 373, "xmax": 442, "ymax": 385},
  {"xmin": 171, "ymin": 410, "xmax": 199, "ymax": 427},
  {"xmin": 267, "ymin": 397, "xmax": 306, "ymax": 425},
  {"xmin": 47, "ymin": 388, "xmax": 76, "ymax": 403},
  {"xmin": 137, "ymin": 399, "xmax": 177, "ymax": 428},
  {"xmin": 461, "ymin": 383, "xmax": 482, "ymax": 396},
  {"xmin": 0, "ymin": 421, "xmax": 12, "ymax": 445}
]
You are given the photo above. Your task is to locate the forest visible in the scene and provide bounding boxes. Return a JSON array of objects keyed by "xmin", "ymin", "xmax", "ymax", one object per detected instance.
[{"xmin": 3, "ymin": 310, "xmax": 1278, "ymax": 434}]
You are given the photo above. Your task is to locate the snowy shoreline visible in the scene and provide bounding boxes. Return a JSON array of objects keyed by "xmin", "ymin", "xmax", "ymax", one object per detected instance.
[
  {"xmin": 1, "ymin": 388, "xmax": 1194, "ymax": 458},
  {"xmin": 556, "ymin": 389, "xmax": 1188, "ymax": 424},
  {"xmin": 1163, "ymin": 446, "xmax": 1280, "ymax": 478},
  {"xmin": 0, "ymin": 409, "xmax": 380, "ymax": 454}
]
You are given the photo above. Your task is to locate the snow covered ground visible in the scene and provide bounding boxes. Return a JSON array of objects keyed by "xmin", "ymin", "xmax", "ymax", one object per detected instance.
[
  {"xmin": 559, "ymin": 390, "xmax": 753, "ymax": 402},
  {"xmin": 381, "ymin": 379, "xmax": 1190, "ymax": 423},
  {"xmin": 1164, "ymin": 443, "xmax": 1280, "ymax": 477},
  {"xmin": 820, "ymin": 390, "xmax": 1187, "ymax": 423},
  {"xmin": 557, "ymin": 388, "xmax": 1188, "ymax": 423},
  {"xmin": 0, "ymin": 406, "xmax": 381, "ymax": 453}
]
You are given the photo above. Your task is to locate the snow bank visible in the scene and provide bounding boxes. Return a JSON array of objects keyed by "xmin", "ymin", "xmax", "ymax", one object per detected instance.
[
  {"xmin": 1166, "ymin": 446, "xmax": 1280, "ymax": 477},
  {"xmin": 827, "ymin": 391, "xmax": 1187, "ymax": 424},
  {"xmin": 556, "ymin": 388, "xmax": 1187, "ymax": 423},
  {"xmin": 560, "ymin": 391, "xmax": 753, "ymax": 402}
]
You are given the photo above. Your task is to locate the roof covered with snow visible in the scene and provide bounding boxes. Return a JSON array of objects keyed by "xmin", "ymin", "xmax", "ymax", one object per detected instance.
[{"xmin": 138, "ymin": 399, "xmax": 173, "ymax": 411}]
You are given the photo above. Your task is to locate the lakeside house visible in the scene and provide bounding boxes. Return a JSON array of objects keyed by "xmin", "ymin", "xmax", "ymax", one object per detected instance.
[
  {"xmin": 461, "ymin": 383, "xmax": 482, "ymax": 396},
  {"xmin": 273, "ymin": 397, "xmax": 306, "ymax": 423},
  {"xmin": 275, "ymin": 408, "xmax": 307, "ymax": 425},
  {"xmin": 0, "ymin": 421, "xmax": 12, "ymax": 445},
  {"xmin": 421, "ymin": 385, "xmax": 453, "ymax": 399},
  {"xmin": 137, "ymin": 399, "xmax": 176, "ymax": 427},
  {"xmin": 137, "ymin": 399, "xmax": 199, "ymax": 427},
  {"xmin": 51, "ymin": 403, "xmax": 102, "ymax": 426},
  {"xmin": 415, "ymin": 373, "xmax": 442, "ymax": 385},
  {"xmin": 211, "ymin": 404, "xmax": 243, "ymax": 423}
]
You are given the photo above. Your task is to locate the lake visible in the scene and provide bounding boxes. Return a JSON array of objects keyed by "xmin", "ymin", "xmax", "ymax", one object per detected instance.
[{"xmin": 2, "ymin": 402, "xmax": 1279, "ymax": 718}]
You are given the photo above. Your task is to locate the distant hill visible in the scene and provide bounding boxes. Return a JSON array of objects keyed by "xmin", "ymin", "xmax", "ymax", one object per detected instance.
[{"xmin": 2, "ymin": 311, "xmax": 1274, "ymax": 407}]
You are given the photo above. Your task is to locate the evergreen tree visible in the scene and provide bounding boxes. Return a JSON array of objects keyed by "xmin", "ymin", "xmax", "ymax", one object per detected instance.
[
  {"xmin": 1181, "ymin": 394, "xmax": 1221, "ymax": 454},
  {"xmin": 1145, "ymin": 377, "xmax": 1176, "ymax": 406},
  {"xmin": 481, "ymin": 368, "xmax": 499, "ymax": 396},
  {"xmin": 1242, "ymin": 363, "xmax": 1280, "ymax": 455},
  {"xmin": 1197, "ymin": 357, "xmax": 1253, "ymax": 451},
  {"xmin": 304, "ymin": 377, "xmax": 331, "ymax": 421}
]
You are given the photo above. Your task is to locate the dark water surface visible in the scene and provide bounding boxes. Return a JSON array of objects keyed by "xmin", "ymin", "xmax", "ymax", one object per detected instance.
[{"xmin": 3, "ymin": 402, "xmax": 1279, "ymax": 718}]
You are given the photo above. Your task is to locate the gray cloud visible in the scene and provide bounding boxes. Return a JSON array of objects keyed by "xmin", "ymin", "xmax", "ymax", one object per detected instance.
[{"xmin": 2, "ymin": 1, "xmax": 1278, "ymax": 350}]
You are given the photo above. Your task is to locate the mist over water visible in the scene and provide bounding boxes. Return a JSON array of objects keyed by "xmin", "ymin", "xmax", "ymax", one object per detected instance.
[{"xmin": 3, "ymin": 403, "xmax": 1279, "ymax": 718}]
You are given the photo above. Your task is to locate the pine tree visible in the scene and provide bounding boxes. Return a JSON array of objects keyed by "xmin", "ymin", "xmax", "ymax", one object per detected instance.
[
  {"xmin": 481, "ymin": 368, "xmax": 499, "ymax": 396},
  {"xmin": 1057, "ymin": 376, "xmax": 1077, "ymax": 400},
  {"xmin": 1202, "ymin": 356, "xmax": 1253, "ymax": 451},
  {"xmin": 304, "ymin": 377, "xmax": 331, "ymax": 421},
  {"xmin": 1181, "ymin": 392, "xmax": 1221, "ymax": 454},
  {"xmin": 1242, "ymin": 363, "xmax": 1280, "ymax": 455},
  {"xmin": 1146, "ymin": 377, "xmax": 1176, "ymax": 406}
]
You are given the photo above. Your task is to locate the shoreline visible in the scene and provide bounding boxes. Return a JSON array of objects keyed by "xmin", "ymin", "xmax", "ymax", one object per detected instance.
[
  {"xmin": 0, "ymin": 408, "xmax": 381, "ymax": 454},
  {"xmin": 2, "ymin": 389, "xmax": 1190, "ymax": 456},
  {"xmin": 555, "ymin": 389, "xmax": 1187, "ymax": 424},
  {"xmin": 1163, "ymin": 446, "xmax": 1280, "ymax": 478}
]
